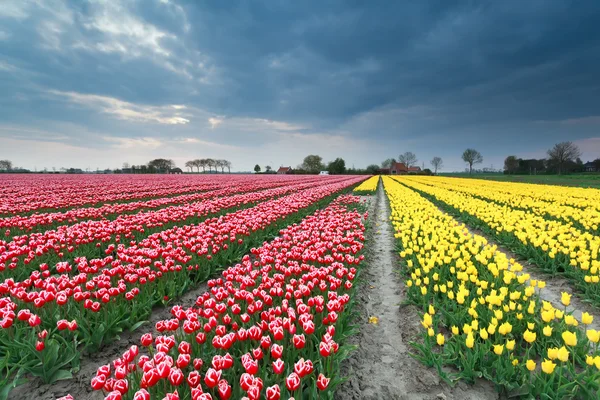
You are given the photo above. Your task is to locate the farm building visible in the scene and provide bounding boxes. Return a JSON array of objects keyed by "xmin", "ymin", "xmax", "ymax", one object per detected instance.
[{"xmin": 277, "ymin": 166, "xmax": 293, "ymax": 174}]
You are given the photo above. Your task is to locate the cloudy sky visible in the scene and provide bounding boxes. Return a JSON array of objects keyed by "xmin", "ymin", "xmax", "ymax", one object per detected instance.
[{"xmin": 1, "ymin": 0, "xmax": 599, "ymax": 172}]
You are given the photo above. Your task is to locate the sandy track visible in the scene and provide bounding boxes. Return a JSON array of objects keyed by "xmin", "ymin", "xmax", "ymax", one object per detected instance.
[{"xmin": 336, "ymin": 182, "xmax": 498, "ymax": 400}]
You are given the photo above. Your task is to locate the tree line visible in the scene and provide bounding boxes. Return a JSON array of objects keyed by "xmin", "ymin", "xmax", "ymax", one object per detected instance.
[
  {"xmin": 379, "ymin": 149, "xmax": 484, "ymax": 174},
  {"xmin": 504, "ymin": 141, "xmax": 590, "ymax": 175},
  {"xmin": 184, "ymin": 159, "xmax": 232, "ymax": 173}
]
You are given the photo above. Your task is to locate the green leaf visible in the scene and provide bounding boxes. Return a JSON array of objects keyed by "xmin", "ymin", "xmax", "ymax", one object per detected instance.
[
  {"xmin": 129, "ymin": 320, "xmax": 148, "ymax": 332},
  {"xmin": 49, "ymin": 369, "xmax": 73, "ymax": 383}
]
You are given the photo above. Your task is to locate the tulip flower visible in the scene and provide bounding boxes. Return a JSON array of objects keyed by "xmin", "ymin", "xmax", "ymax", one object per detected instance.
[
  {"xmin": 285, "ymin": 373, "xmax": 301, "ymax": 392},
  {"xmin": 562, "ymin": 331, "xmax": 577, "ymax": 347},
  {"xmin": 541, "ymin": 359, "xmax": 556, "ymax": 374}
]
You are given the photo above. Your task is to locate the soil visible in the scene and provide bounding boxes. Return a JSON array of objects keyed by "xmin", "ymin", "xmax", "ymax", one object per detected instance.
[
  {"xmin": 9, "ymin": 283, "xmax": 209, "ymax": 400},
  {"xmin": 336, "ymin": 183, "xmax": 499, "ymax": 400}
]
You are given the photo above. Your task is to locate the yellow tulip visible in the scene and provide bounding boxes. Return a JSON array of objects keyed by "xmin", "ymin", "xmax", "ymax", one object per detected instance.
[
  {"xmin": 541, "ymin": 359, "xmax": 556, "ymax": 374},
  {"xmin": 538, "ymin": 281, "xmax": 546, "ymax": 289},
  {"xmin": 428, "ymin": 304, "xmax": 435, "ymax": 315},
  {"xmin": 479, "ymin": 328, "xmax": 489, "ymax": 340},
  {"xmin": 564, "ymin": 315, "xmax": 578, "ymax": 326},
  {"xmin": 436, "ymin": 333, "xmax": 445, "ymax": 346},
  {"xmin": 541, "ymin": 309, "xmax": 554, "ymax": 323},
  {"xmin": 523, "ymin": 329, "xmax": 536, "ymax": 344},
  {"xmin": 586, "ymin": 355, "xmax": 595, "ymax": 366},
  {"xmin": 498, "ymin": 321, "xmax": 512, "ymax": 336},
  {"xmin": 422, "ymin": 313, "xmax": 432, "ymax": 328},
  {"xmin": 587, "ymin": 329, "xmax": 600, "ymax": 343},
  {"xmin": 466, "ymin": 332, "xmax": 475, "ymax": 349},
  {"xmin": 451, "ymin": 326, "xmax": 459, "ymax": 335},
  {"xmin": 557, "ymin": 346, "xmax": 569, "ymax": 362},
  {"xmin": 427, "ymin": 328, "xmax": 435, "ymax": 337},
  {"xmin": 562, "ymin": 331, "xmax": 577, "ymax": 347},
  {"xmin": 526, "ymin": 359, "xmax": 536, "ymax": 371},
  {"xmin": 547, "ymin": 347, "xmax": 558, "ymax": 360},
  {"xmin": 561, "ymin": 292, "xmax": 571, "ymax": 306},
  {"xmin": 582, "ymin": 312, "xmax": 594, "ymax": 325},
  {"xmin": 493, "ymin": 344, "xmax": 504, "ymax": 355},
  {"xmin": 543, "ymin": 325, "xmax": 553, "ymax": 337},
  {"xmin": 506, "ymin": 339, "xmax": 515, "ymax": 351}
]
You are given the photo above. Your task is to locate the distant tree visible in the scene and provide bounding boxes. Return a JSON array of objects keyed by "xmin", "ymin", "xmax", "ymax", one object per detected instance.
[
  {"xmin": 265, "ymin": 165, "xmax": 272, "ymax": 173},
  {"xmin": 148, "ymin": 159, "xmax": 175, "ymax": 173},
  {"xmin": 593, "ymin": 158, "xmax": 600, "ymax": 171},
  {"xmin": 327, "ymin": 158, "xmax": 346, "ymax": 174},
  {"xmin": 381, "ymin": 158, "xmax": 396, "ymax": 169},
  {"xmin": 504, "ymin": 156, "xmax": 519, "ymax": 174},
  {"xmin": 422, "ymin": 168, "xmax": 433, "ymax": 175},
  {"xmin": 218, "ymin": 159, "xmax": 228, "ymax": 173},
  {"xmin": 196, "ymin": 159, "xmax": 206, "ymax": 173},
  {"xmin": 205, "ymin": 158, "xmax": 215, "ymax": 173},
  {"xmin": 462, "ymin": 149, "xmax": 483, "ymax": 174},
  {"xmin": 185, "ymin": 160, "xmax": 194, "ymax": 172},
  {"xmin": 225, "ymin": 160, "xmax": 232, "ymax": 173},
  {"xmin": 547, "ymin": 141, "xmax": 581, "ymax": 175},
  {"xmin": 301, "ymin": 155, "xmax": 325, "ymax": 173},
  {"xmin": 254, "ymin": 164, "xmax": 261, "ymax": 173},
  {"xmin": 0, "ymin": 160, "xmax": 13, "ymax": 171},
  {"xmin": 398, "ymin": 152, "xmax": 417, "ymax": 168},
  {"xmin": 430, "ymin": 157, "xmax": 443, "ymax": 175},
  {"xmin": 122, "ymin": 162, "xmax": 130, "ymax": 170},
  {"xmin": 366, "ymin": 164, "xmax": 380, "ymax": 174}
]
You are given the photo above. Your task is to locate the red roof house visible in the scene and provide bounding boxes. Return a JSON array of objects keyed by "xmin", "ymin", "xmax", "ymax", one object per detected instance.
[{"xmin": 277, "ymin": 166, "xmax": 292, "ymax": 174}]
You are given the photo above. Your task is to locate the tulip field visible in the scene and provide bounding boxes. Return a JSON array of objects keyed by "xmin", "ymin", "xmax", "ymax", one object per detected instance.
[
  {"xmin": 386, "ymin": 175, "xmax": 600, "ymax": 399},
  {"xmin": 0, "ymin": 174, "xmax": 371, "ymax": 400},
  {"xmin": 4, "ymin": 172, "xmax": 600, "ymax": 399}
]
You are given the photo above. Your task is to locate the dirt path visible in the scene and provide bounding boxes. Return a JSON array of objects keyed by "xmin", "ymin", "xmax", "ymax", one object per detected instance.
[
  {"xmin": 9, "ymin": 283, "xmax": 208, "ymax": 400},
  {"xmin": 336, "ymin": 183, "xmax": 498, "ymax": 400}
]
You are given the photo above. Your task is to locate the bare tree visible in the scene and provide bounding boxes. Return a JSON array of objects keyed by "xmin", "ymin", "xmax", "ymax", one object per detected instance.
[
  {"xmin": 197, "ymin": 159, "xmax": 207, "ymax": 173},
  {"xmin": 430, "ymin": 157, "xmax": 443, "ymax": 175},
  {"xmin": 547, "ymin": 141, "xmax": 582, "ymax": 175},
  {"xmin": 462, "ymin": 149, "xmax": 483, "ymax": 174},
  {"xmin": 398, "ymin": 152, "xmax": 417, "ymax": 168},
  {"xmin": 185, "ymin": 160, "xmax": 194, "ymax": 172},
  {"xmin": 206, "ymin": 158, "xmax": 215, "ymax": 173},
  {"xmin": 225, "ymin": 160, "xmax": 232, "ymax": 173},
  {"xmin": 0, "ymin": 160, "xmax": 13, "ymax": 171}
]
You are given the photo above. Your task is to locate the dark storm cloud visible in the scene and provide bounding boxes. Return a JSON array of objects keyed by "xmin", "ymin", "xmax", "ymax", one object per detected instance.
[{"xmin": 1, "ymin": 0, "xmax": 600, "ymax": 171}]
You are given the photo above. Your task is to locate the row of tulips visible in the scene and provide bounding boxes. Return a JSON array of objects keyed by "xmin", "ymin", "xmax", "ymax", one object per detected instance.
[
  {"xmin": 0, "ymin": 177, "xmax": 365, "ymax": 392},
  {"xmin": 352, "ymin": 175, "xmax": 379, "ymax": 195},
  {"xmin": 1, "ymin": 177, "xmax": 352, "ymax": 281},
  {"xmin": 0, "ymin": 175, "xmax": 228, "ymax": 216},
  {"xmin": 412, "ymin": 176, "xmax": 600, "ymax": 234},
  {"xmin": 383, "ymin": 176, "xmax": 600, "ymax": 398},
  {"xmin": 394, "ymin": 176, "xmax": 600, "ymax": 307},
  {"xmin": 68, "ymin": 194, "xmax": 367, "ymax": 400},
  {"xmin": 0, "ymin": 176, "xmax": 326, "ymax": 235}
]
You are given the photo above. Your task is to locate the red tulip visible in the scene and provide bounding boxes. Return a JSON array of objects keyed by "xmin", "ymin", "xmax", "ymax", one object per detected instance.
[
  {"xmin": 133, "ymin": 389, "xmax": 150, "ymax": 400},
  {"xmin": 35, "ymin": 340, "xmax": 45, "ymax": 351},
  {"xmin": 91, "ymin": 374, "xmax": 106, "ymax": 390},
  {"xmin": 285, "ymin": 372, "xmax": 301, "ymax": 391},
  {"xmin": 105, "ymin": 391, "xmax": 122, "ymax": 400},
  {"xmin": 57, "ymin": 319, "xmax": 69, "ymax": 330},
  {"xmin": 217, "ymin": 379, "xmax": 232, "ymax": 400},
  {"xmin": 292, "ymin": 334, "xmax": 305, "ymax": 349},
  {"xmin": 272, "ymin": 358, "xmax": 285, "ymax": 374},
  {"xmin": 317, "ymin": 373, "xmax": 330, "ymax": 391},
  {"xmin": 204, "ymin": 368, "xmax": 221, "ymax": 388},
  {"xmin": 169, "ymin": 368, "xmax": 184, "ymax": 386},
  {"xmin": 140, "ymin": 333, "xmax": 153, "ymax": 346},
  {"xmin": 266, "ymin": 384, "xmax": 281, "ymax": 400}
]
